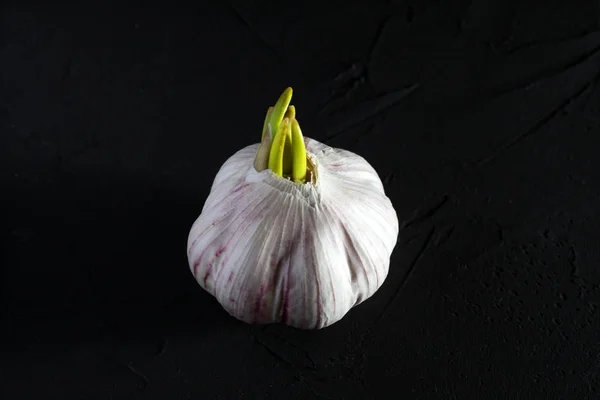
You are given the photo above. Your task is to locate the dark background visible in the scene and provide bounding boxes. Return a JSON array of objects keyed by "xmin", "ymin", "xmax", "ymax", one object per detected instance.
[{"xmin": 2, "ymin": 1, "xmax": 600, "ymax": 399}]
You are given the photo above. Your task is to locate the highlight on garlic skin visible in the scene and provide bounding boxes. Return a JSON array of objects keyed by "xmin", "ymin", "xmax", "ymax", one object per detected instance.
[{"xmin": 187, "ymin": 87, "xmax": 399, "ymax": 329}]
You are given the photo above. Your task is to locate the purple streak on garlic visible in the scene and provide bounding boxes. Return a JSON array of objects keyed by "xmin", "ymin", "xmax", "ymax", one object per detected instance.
[{"xmin": 187, "ymin": 137, "xmax": 399, "ymax": 329}]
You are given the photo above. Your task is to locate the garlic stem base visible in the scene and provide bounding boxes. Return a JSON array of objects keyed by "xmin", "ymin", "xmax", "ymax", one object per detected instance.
[{"xmin": 254, "ymin": 151, "xmax": 317, "ymax": 185}]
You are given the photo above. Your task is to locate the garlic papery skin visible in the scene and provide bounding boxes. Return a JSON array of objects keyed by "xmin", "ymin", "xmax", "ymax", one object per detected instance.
[{"xmin": 187, "ymin": 136, "xmax": 399, "ymax": 329}]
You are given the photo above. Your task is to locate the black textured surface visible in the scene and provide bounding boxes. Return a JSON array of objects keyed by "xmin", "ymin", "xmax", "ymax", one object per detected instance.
[{"xmin": 2, "ymin": 2, "xmax": 600, "ymax": 399}]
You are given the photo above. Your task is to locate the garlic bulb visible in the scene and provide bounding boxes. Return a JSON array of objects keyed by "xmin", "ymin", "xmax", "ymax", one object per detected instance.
[{"xmin": 187, "ymin": 88, "xmax": 399, "ymax": 329}]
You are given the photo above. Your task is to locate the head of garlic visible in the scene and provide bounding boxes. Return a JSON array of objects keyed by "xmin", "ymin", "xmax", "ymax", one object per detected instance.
[{"xmin": 187, "ymin": 88, "xmax": 399, "ymax": 329}]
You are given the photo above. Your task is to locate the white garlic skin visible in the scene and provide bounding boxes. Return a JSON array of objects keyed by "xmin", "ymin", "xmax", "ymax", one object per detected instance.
[{"xmin": 187, "ymin": 137, "xmax": 399, "ymax": 329}]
